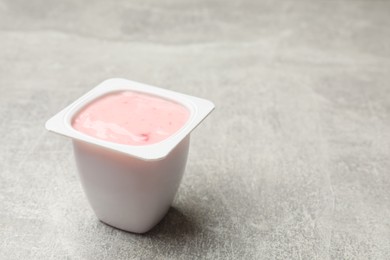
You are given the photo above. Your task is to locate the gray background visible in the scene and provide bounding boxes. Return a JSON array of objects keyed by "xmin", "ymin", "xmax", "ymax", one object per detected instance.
[{"xmin": 1, "ymin": 0, "xmax": 390, "ymax": 259}]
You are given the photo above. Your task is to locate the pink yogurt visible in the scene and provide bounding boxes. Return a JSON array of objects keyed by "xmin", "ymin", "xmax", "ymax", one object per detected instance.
[{"xmin": 72, "ymin": 91, "xmax": 190, "ymax": 146}]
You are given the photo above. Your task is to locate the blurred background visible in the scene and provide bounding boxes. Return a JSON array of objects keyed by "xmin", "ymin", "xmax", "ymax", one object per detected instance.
[{"xmin": 1, "ymin": 0, "xmax": 389, "ymax": 259}]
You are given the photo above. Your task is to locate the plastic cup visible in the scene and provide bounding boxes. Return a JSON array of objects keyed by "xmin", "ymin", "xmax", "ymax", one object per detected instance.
[{"xmin": 45, "ymin": 78, "xmax": 214, "ymax": 233}]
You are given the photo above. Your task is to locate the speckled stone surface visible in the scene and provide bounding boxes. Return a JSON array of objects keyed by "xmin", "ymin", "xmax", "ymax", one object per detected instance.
[{"xmin": 1, "ymin": 0, "xmax": 390, "ymax": 259}]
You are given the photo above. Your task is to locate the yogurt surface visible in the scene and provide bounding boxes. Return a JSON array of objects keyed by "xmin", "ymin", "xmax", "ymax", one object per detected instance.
[{"xmin": 72, "ymin": 91, "xmax": 190, "ymax": 145}]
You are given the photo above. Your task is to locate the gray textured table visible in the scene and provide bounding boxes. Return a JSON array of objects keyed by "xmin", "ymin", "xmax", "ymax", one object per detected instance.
[{"xmin": 1, "ymin": 0, "xmax": 390, "ymax": 259}]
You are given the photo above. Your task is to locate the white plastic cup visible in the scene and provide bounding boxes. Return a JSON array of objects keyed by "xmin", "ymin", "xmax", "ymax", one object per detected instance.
[{"xmin": 45, "ymin": 78, "xmax": 214, "ymax": 233}]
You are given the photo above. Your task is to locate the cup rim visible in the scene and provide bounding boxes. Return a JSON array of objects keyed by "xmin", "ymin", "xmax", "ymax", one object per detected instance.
[{"xmin": 45, "ymin": 78, "xmax": 215, "ymax": 160}]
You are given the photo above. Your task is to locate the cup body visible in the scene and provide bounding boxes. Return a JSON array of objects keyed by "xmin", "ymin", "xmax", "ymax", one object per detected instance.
[{"xmin": 72, "ymin": 136, "xmax": 190, "ymax": 233}]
